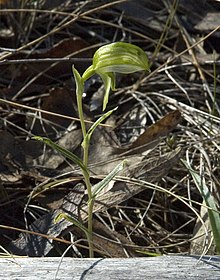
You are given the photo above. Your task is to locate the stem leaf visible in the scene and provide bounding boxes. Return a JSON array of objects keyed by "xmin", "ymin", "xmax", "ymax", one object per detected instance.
[
  {"xmin": 55, "ymin": 213, "xmax": 90, "ymax": 236},
  {"xmin": 82, "ymin": 107, "xmax": 117, "ymax": 149},
  {"xmin": 92, "ymin": 160, "xmax": 126, "ymax": 198},
  {"xmin": 73, "ymin": 67, "xmax": 84, "ymax": 98},
  {"xmin": 32, "ymin": 136, "xmax": 89, "ymax": 176}
]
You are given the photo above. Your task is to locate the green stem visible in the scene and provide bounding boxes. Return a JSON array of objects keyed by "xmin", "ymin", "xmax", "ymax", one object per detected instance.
[
  {"xmin": 87, "ymin": 198, "xmax": 94, "ymax": 258},
  {"xmin": 82, "ymin": 168, "xmax": 94, "ymax": 258},
  {"xmin": 75, "ymin": 69, "xmax": 94, "ymax": 257}
]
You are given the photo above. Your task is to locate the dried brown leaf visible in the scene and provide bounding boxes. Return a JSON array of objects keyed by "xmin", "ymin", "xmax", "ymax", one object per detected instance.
[{"xmin": 115, "ymin": 110, "xmax": 182, "ymax": 156}]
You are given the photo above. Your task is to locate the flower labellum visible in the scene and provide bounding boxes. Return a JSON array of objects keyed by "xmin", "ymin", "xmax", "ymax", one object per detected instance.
[{"xmin": 82, "ymin": 42, "xmax": 150, "ymax": 110}]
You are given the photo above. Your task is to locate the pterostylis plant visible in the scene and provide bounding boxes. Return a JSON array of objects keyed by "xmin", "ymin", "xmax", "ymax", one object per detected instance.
[{"xmin": 33, "ymin": 42, "xmax": 150, "ymax": 257}]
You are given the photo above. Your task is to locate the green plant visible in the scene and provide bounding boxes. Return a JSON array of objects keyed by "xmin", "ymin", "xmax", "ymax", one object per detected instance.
[
  {"xmin": 33, "ymin": 42, "xmax": 150, "ymax": 257},
  {"xmin": 182, "ymin": 160, "xmax": 220, "ymax": 254}
]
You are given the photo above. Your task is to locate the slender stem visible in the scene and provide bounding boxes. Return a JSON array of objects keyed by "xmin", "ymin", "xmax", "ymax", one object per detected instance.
[
  {"xmin": 87, "ymin": 198, "xmax": 94, "ymax": 258},
  {"xmin": 82, "ymin": 168, "xmax": 94, "ymax": 258},
  {"xmin": 75, "ymin": 72, "xmax": 94, "ymax": 257}
]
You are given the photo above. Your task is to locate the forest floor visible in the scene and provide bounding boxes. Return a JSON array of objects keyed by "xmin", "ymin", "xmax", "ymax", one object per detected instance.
[{"xmin": 0, "ymin": 0, "xmax": 220, "ymax": 258}]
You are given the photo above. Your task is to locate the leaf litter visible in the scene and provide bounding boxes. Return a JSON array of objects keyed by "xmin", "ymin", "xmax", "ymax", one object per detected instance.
[{"xmin": 0, "ymin": 0, "xmax": 220, "ymax": 257}]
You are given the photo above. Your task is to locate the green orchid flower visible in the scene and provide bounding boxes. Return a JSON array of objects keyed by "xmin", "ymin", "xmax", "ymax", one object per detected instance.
[{"xmin": 82, "ymin": 42, "xmax": 150, "ymax": 110}]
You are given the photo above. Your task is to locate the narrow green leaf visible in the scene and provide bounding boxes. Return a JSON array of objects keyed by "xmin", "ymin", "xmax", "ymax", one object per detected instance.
[
  {"xmin": 82, "ymin": 107, "xmax": 117, "ymax": 149},
  {"xmin": 55, "ymin": 213, "xmax": 90, "ymax": 236},
  {"xmin": 32, "ymin": 136, "xmax": 89, "ymax": 176},
  {"xmin": 135, "ymin": 250, "xmax": 162, "ymax": 257},
  {"xmin": 72, "ymin": 67, "xmax": 84, "ymax": 97},
  {"xmin": 182, "ymin": 159, "xmax": 220, "ymax": 253},
  {"xmin": 92, "ymin": 160, "xmax": 126, "ymax": 198}
]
